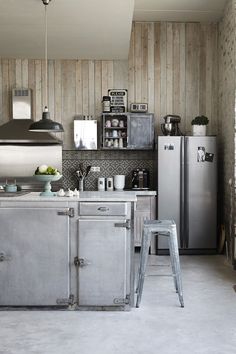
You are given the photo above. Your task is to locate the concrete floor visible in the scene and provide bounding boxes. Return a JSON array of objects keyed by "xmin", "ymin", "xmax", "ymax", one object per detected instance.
[{"xmin": 1, "ymin": 255, "xmax": 236, "ymax": 354}]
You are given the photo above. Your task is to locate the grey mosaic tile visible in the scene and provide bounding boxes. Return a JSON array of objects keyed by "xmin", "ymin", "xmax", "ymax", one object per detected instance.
[{"xmin": 62, "ymin": 158, "xmax": 155, "ymax": 191}]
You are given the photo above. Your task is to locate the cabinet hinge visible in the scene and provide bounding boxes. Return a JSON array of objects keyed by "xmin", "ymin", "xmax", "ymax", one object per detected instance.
[
  {"xmin": 113, "ymin": 294, "xmax": 130, "ymax": 305},
  {"xmin": 57, "ymin": 208, "xmax": 74, "ymax": 217},
  {"xmin": 56, "ymin": 294, "xmax": 75, "ymax": 306},
  {"xmin": 114, "ymin": 219, "xmax": 131, "ymax": 229}
]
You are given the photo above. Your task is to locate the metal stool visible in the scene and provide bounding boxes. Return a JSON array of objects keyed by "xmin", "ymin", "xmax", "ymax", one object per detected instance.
[{"xmin": 136, "ymin": 220, "xmax": 184, "ymax": 308}]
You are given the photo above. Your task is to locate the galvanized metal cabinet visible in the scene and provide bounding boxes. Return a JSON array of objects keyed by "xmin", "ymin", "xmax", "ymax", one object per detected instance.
[
  {"xmin": 134, "ymin": 196, "xmax": 156, "ymax": 253},
  {"xmin": 77, "ymin": 202, "xmax": 133, "ymax": 309},
  {"xmin": 101, "ymin": 113, "xmax": 154, "ymax": 150},
  {"xmin": 0, "ymin": 206, "xmax": 71, "ymax": 306}
]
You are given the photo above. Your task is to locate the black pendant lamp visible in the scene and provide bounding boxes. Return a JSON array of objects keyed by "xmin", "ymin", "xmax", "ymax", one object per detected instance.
[{"xmin": 29, "ymin": 0, "xmax": 64, "ymax": 133}]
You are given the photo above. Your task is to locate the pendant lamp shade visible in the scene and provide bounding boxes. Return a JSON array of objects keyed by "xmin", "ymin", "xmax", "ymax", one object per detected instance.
[{"xmin": 29, "ymin": 0, "xmax": 64, "ymax": 133}]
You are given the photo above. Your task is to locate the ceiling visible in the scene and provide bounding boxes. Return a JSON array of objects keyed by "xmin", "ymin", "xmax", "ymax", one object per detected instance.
[{"xmin": 0, "ymin": 0, "xmax": 227, "ymax": 60}]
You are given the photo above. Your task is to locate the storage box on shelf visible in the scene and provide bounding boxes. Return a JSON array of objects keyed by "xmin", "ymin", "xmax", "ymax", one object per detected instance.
[{"xmin": 101, "ymin": 113, "xmax": 154, "ymax": 150}]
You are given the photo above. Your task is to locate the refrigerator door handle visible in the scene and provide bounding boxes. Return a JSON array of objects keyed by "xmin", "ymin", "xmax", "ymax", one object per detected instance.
[
  {"xmin": 180, "ymin": 137, "xmax": 185, "ymax": 248},
  {"xmin": 184, "ymin": 137, "xmax": 189, "ymax": 248}
]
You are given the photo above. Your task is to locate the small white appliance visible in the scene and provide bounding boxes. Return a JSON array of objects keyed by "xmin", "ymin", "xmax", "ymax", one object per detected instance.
[{"xmin": 98, "ymin": 177, "xmax": 105, "ymax": 191}]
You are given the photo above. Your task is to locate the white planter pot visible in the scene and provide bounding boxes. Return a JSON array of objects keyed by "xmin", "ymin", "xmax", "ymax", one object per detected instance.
[{"xmin": 192, "ymin": 125, "xmax": 207, "ymax": 136}]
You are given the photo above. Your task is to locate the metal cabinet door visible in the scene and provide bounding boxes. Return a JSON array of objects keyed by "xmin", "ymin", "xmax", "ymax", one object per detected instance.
[
  {"xmin": 0, "ymin": 207, "xmax": 70, "ymax": 306},
  {"xmin": 78, "ymin": 218, "xmax": 129, "ymax": 306},
  {"xmin": 185, "ymin": 136, "xmax": 217, "ymax": 249},
  {"xmin": 127, "ymin": 114, "xmax": 154, "ymax": 149}
]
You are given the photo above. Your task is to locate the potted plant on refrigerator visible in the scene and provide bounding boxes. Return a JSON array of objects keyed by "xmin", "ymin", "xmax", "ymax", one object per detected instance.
[{"xmin": 191, "ymin": 115, "xmax": 209, "ymax": 136}]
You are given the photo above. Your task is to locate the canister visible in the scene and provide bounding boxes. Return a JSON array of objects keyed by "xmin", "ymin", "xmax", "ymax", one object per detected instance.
[
  {"xmin": 98, "ymin": 177, "xmax": 105, "ymax": 191},
  {"xmin": 106, "ymin": 177, "xmax": 114, "ymax": 191}
]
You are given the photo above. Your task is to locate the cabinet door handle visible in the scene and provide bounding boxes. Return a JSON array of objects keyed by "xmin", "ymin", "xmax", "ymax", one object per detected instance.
[
  {"xmin": 97, "ymin": 207, "xmax": 109, "ymax": 212},
  {"xmin": 114, "ymin": 220, "xmax": 131, "ymax": 229}
]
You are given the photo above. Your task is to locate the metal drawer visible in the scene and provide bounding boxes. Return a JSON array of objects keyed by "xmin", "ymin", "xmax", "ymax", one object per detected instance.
[{"xmin": 79, "ymin": 202, "xmax": 128, "ymax": 216}]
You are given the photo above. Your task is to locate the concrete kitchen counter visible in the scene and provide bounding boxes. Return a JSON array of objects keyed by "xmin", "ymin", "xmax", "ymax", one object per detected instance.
[{"xmin": 0, "ymin": 191, "xmax": 137, "ymax": 202}]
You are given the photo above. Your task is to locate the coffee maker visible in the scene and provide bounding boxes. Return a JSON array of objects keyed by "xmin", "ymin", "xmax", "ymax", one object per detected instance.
[
  {"xmin": 132, "ymin": 169, "xmax": 150, "ymax": 189},
  {"xmin": 161, "ymin": 115, "xmax": 183, "ymax": 136}
]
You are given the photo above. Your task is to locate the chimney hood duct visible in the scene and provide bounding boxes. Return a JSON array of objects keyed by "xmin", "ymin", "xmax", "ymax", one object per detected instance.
[
  {"xmin": 0, "ymin": 88, "xmax": 62, "ymax": 144},
  {"xmin": 0, "ymin": 119, "xmax": 62, "ymax": 144}
]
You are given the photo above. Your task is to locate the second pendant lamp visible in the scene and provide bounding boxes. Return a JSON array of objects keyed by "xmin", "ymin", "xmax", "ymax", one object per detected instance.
[{"xmin": 29, "ymin": 0, "xmax": 64, "ymax": 133}]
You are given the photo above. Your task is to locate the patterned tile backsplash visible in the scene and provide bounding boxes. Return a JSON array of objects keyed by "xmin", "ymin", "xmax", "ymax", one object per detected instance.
[{"xmin": 62, "ymin": 150, "xmax": 155, "ymax": 191}]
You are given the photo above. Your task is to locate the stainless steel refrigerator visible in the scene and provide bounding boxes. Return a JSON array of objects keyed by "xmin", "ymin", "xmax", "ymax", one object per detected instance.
[{"xmin": 157, "ymin": 136, "xmax": 217, "ymax": 253}]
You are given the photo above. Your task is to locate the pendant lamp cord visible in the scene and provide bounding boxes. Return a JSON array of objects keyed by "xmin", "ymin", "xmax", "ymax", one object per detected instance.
[{"xmin": 44, "ymin": 3, "xmax": 48, "ymax": 110}]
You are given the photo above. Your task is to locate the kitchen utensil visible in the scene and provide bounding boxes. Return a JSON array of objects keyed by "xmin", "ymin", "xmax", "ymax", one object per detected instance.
[
  {"xmin": 114, "ymin": 175, "xmax": 125, "ymax": 190},
  {"xmin": 85, "ymin": 165, "xmax": 91, "ymax": 177}
]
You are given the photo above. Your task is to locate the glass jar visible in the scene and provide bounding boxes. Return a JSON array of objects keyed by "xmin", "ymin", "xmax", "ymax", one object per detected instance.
[{"xmin": 102, "ymin": 96, "xmax": 111, "ymax": 113}]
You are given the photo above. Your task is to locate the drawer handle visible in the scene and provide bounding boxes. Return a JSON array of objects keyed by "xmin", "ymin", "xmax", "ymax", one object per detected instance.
[{"xmin": 97, "ymin": 207, "xmax": 109, "ymax": 212}]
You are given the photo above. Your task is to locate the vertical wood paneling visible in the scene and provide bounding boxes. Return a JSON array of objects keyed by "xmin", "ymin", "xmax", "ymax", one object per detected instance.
[
  {"xmin": 82, "ymin": 60, "xmax": 89, "ymax": 116},
  {"xmin": 134, "ymin": 23, "xmax": 142, "ymax": 102},
  {"xmin": 160, "ymin": 22, "xmax": 167, "ymax": 118},
  {"xmin": 35, "ymin": 60, "xmax": 42, "ymax": 120},
  {"xmin": 54, "ymin": 60, "xmax": 62, "ymax": 140},
  {"xmin": 185, "ymin": 23, "xmax": 200, "ymax": 134},
  {"xmin": 128, "ymin": 24, "xmax": 135, "ymax": 106},
  {"xmin": 62, "ymin": 60, "xmax": 76, "ymax": 149},
  {"xmin": 141, "ymin": 23, "xmax": 148, "ymax": 102},
  {"xmin": 75, "ymin": 60, "xmax": 82, "ymax": 115},
  {"xmin": 22, "ymin": 59, "xmax": 28, "ymax": 88},
  {"xmin": 15, "ymin": 59, "xmax": 22, "ymax": 88},
  {"xmin": 2, "ymin": 59, "xmax": 9, "ymax": 124},
  {"xmin": 172, "ymin": 23, "xmax": 180, "ymax": 115},
  {"xmin": 211, "ymin": 23, "xmax": 218, "ymax": 135},
  {"xmin": 166, "ymin": 23, "xmax": 173, "ymax": 113},
  {"xmin": 48, "ymin": 59, "xmax": 55, "ymax": 118},
  {"xmin": 114, "ymin": 60, "xmax": 128, "ymax": 90},
  {"xmin": 154, "ymin": 23, "xmax": 161, "ymax": 130},
  {"xmin": 28, "ymin": 59, "xmax": 35, "ymax": 119},
  {"xmin": 94, "ymin": 61, "xmax": 102, "ymax": 119},
  {"xmin": 88, "ymin": 60, "xmax": 95, "ymax": 117},
  {"xmin": 179, "ymin": 23, "xmax": 186, "ymax": 129},
  {"xmin": 0, "ymin": 60, "xmax": 3, "ymax": 124},
  {"xmin": 0, "ymin": 21, "xmax": 219, "ymax": 148},
  {"xmin": 147, "ymin": 23, "xmax": 155, "ymax": 114}
]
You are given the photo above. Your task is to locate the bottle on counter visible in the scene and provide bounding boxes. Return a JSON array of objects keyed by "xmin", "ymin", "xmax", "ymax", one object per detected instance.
[{"xmin": 102, "ymin": 96, "xmax": 111, "ymax": 113}]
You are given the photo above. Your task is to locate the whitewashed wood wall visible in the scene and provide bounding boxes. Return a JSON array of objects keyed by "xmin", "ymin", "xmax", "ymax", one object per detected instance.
[{"xmin": 0, "ymin": 22, "xmax": 218, "ymax": 149}]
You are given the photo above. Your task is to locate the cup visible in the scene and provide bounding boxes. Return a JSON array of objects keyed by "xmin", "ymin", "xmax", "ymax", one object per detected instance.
[
  {"xmin": 114, "ymin": 175, "xmax": 125, "ymax": 191},
  {"xmin": 98, "ymin": 177, "xmax": 105, "ymax": 191},
  {"xmin": 106, "ymin": 177, "xmax": 114, "ymax": 191},
  {"xmin": 112, "ymin": 130, "xmax": 118, "ymax": 138},
  {"xmin": 113, "ymin": 138, "xmax": 118, "ymax": 148}
]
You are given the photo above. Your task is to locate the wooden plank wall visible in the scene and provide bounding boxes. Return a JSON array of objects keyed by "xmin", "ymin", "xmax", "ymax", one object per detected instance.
[
  {"xmin": 129, "ymin": 22, "xmax": 218, "ymax": 135},
  {"xmin": 0, "ymin": 22, "xmax": 218, "ymax": 149}
]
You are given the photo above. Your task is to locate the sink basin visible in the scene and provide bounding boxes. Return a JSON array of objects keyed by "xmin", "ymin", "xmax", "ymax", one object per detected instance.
[{"xmin": 0, "ymin": 191, "xmax": 30, "ymax": 197}]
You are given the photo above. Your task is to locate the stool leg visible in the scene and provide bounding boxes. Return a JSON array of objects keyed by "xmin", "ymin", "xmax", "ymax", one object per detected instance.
[
  {"xmin": 136, "ymin": 225, "xmax": 146, "ymax": 294},
  {"xmin": 167, "ymin": 235, "xmax": 178, "ymax": 293},
  {"xmin": 169, "ymin": 225, "xmax": 184, "ymax": 307},
  {"xmin": 136, "ymin": 226, "xmax": 152, "ymax": 308}
]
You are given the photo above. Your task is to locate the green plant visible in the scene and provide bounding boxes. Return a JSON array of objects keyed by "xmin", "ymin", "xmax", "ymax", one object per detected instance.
[{"xmin": 191, "ymin": 115, "xmax": 209, "ymax": 125}]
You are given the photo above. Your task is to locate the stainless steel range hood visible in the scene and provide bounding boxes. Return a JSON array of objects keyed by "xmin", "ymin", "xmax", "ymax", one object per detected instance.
[{"xmin": 0, "ymin": 89, "xmax": 62, "ymax": 144}]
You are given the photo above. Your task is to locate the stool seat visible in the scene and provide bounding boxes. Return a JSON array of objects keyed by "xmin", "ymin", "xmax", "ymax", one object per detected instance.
[{"xmin": 136, "ymin": 219, "xmax": 184, "ymax": 308}]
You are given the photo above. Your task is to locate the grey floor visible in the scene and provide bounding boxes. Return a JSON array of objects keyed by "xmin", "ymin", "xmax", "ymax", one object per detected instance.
[{"xmin": 1, "ymin": 255, "xmax": 236, "ymax": 354}]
